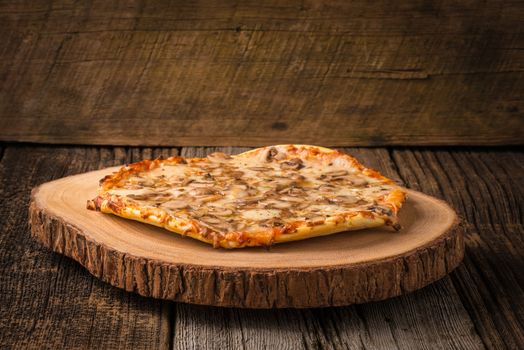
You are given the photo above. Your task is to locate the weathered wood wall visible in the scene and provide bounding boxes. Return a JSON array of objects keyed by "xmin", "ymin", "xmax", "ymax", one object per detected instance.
[{"xmin": 0, "ymin": 0, "xmax": 522, "ymax": 146}]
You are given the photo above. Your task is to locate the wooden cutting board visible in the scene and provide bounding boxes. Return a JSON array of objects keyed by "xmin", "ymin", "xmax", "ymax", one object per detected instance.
[{"xmin": 29, "ymin": 167, "xmax": 464, "ymax": 308}]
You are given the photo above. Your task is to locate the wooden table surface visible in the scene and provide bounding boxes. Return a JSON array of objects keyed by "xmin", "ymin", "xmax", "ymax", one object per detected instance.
[{"xmin": 0, "ymin": 144, "xmax": 522, "ymax": 349}]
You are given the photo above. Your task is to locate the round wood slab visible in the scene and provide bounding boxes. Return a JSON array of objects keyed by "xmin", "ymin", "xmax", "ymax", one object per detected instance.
[{"xmin": 29, "ymin": 167, "xmax": 464, "ymax": 308}]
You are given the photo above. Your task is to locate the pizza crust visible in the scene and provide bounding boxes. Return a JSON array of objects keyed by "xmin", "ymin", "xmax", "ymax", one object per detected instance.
[{"xmin": 87, "ymin": 145, "xmax": 407, "ymax": 248}]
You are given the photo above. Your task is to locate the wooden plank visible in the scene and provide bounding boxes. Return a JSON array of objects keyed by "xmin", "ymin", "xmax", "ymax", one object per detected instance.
[
  {"xmin": 0, "ymin": 145, "xmax": 178, "ymax": 349},
  {"xmin": 1, "ymin": 1, "xmax": 523, "ymax": 146},
  {"xmin": 173, "ymin": 147, "xmax": 485, "ymax": 349},
  {"xmin": 390, "ymin": 148, "xmax": 524, "ymax": 349}
]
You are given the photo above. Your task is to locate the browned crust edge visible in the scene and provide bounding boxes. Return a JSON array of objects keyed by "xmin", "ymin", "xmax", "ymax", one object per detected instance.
[{"xmin": 29, "ymin": 187, "xmax": 464, "ymax": 309}]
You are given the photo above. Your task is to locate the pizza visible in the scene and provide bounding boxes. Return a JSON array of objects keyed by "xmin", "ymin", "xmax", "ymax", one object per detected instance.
[{"xmin": 87, "ymin": 145, "xmax": 406, "ymax": 248}]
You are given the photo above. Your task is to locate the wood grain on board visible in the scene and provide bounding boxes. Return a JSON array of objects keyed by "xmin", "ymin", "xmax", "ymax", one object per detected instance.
[
  {"xmin": 0, "ymin": 145, "xmax": 522, "ymax": 349},
  {"xmin": 1, "ymin": 1, "xmax": 523, "ymax": 147}
]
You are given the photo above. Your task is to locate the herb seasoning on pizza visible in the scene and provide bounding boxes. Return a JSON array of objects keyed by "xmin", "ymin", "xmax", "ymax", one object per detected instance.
[{"xmin": 87, "ymin": 145, "xmax": 406, "ymax": 248}]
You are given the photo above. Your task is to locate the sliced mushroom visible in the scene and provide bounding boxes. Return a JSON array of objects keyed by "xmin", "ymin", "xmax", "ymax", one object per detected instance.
[
  {"xmin": 308, "ymin": 216, "xmax": 325, "ymax": 225},
  {"xmin": 207, "ymin": 152, "xmax": 232, "ymax": 161},
  {"xmin": 151, "ymin": 195, "xmax": 174, "ymax": 203},
  {"xmin": 202, "ymin": 173, "xmax": 214, "ymax": 181},
  {"xmin": 356, "ymin": 199, "xmax": 368, "ymax": 205},
  {"xmin": 248, "ymin": 166, "xmax": 273, "ymax": 172},
  {"xmin": 152, "ymin": 181, "xmax": 169, "ymax": 188},
  {"xmin": 274, "ymin": 151, "xmax": 286, "ymax": 160},
  {"xmin": 280, "ymin": 158, "xmax": 304, "ymax": 170},
  {"xmin": 348, "ymin": 177, "xmax": 368, "ymax": 186},
  {"xmin": 241, "ymin": 208, "xmax": 281, "ymax": 220},
  {"xmin": 330, "ymin": 195, "xmax": 359, "ymax": 204},
  {"xmin": 295, "ymin": 202, "xmax": 310, "ymax": 210},
  {"xmin": 288, "ymin": 187, "xmax": 305, "ymax": 196},
  {"xmin": 315, "ymin": 196, "xmax": 332, "ymax": 205},
  {"xmin": 181, "ymin": 178, "xmax": 194, "ymax": 186},
  {"xmin": 277, "ymin": 185, "xmax": 305, "ymax": 196},
  {"xmin": 266, "ymin": 147, "xmax": 278, "ymax": 161},
  {"xmin": 138, "ymin": 179, "xmax": 156, "ymax": 187},
  {"xmin": 198, "ymin": 194, "xmax": 223, "ymax": 203},
  {"xmin": 199, "ymin": 220, "xmax": 230, "ymax": 233},
  {"xmin": 235, "ymin": 198, "xmax": 262, "ymax": 206},
  {"xmin": 260, "ymin": 147, "xmax": 278, "ymax": 162},
  {"xmin": 368, "ymin": 205, "xmax": 393, "ymax": 216},
  {"xmin": 318, "ymin": 184, "xmax": 336, "ymax": 192},
  {"xmin": 154, "ymin": 186, "xmax": 171, "ymax": 192},
  {"xmin": 269, "ymin": 201, "xmax": 293, "ymax": 209},
  {"xmin": 276, "ymin": 185, "xmax": 291, "ymax": 194},
  {"xmin": 246, "ymin": 188, "xmax": 259, "ymax": 196},
  {"xmin": 229, "ymin": 170, "xmax": 244, "ymax": 179},
  {"xmin": 208, "ymin": 207, "xmax": 234, "ymax": 216},
  {"xmin": 127, "ymin": 192, "xmax": 156, "ymax": 200},
  {"xmin": 318, "ymin": 170, "xmax": 350, "ymax": 181},
  {"xmin": 199, "ymin": 162, "xmax": 221, "ymax": 169},
  {"xmin": 162, "ymin": 200, "xmax": 189, "ymax": 210},
  {"xmin": 210, "ymin": 168, "xmax": 224, "ymax": 176},
  {"xmin": 324, "ymin": 169, "xmax": 348, "ymax": 177},
  {"xmin": 200, "ymin": 216, "xmax": 223, "ymax": 224},
  {"xmin": 189, "ymin": 187, "xmax": 217, "ymax": 196},
  {"xmin": 261, "ymin": 188, "xmax": 278, "ymax": 198},
  {"xmin": 274, "ymin": 179, "xmax": 294, "ymax": 192},
  {"xmin": 279, "ymin": 195, "xmax": 303, "ymax": 203},
  {"xmin": 272, "ymin": 174, "xmax": 291, "ymax": 179},
  {"xmin": 191, "ymin": 181, "xmax": 215, "ymax": 187},
  {"xmin": 189, "ymin": 207, "xmax": 208, "ymax": 217},
  {"xmin": 259, "ymin": 219, "xmax": 285, "ymax": 228},
  {"xmin": 123, "ymin": 184, "xmax": 143, "ymax": 190},
  {"xmin": 231, "ymin": 185, "xmax": 249, "ymax": 198},
  {"xmin": 289, "ymin": 173, "xmax": 306, "ymax": 181},
  {"xmin": 264, "ymin": 147, "xmax": 286, "ymax": 161}
]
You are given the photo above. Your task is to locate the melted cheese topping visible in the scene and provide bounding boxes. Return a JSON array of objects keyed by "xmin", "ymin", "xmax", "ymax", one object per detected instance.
[{"xmin": 103, "ymin": 147, "xmax": 400, "ymax": 239}]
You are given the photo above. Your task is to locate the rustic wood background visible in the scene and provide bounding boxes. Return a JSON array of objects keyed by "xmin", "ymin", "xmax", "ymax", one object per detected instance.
[
  {"xmin": 1, "ymin": 0, "xmax": 523, "ymax": 146},
  {"xmin": 1, "ymin": 0, "xmax": 523, "ymax": 348},
  {"xmin": 0, "ymin": 145, "xmax": 522, "ymax": 349}
]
